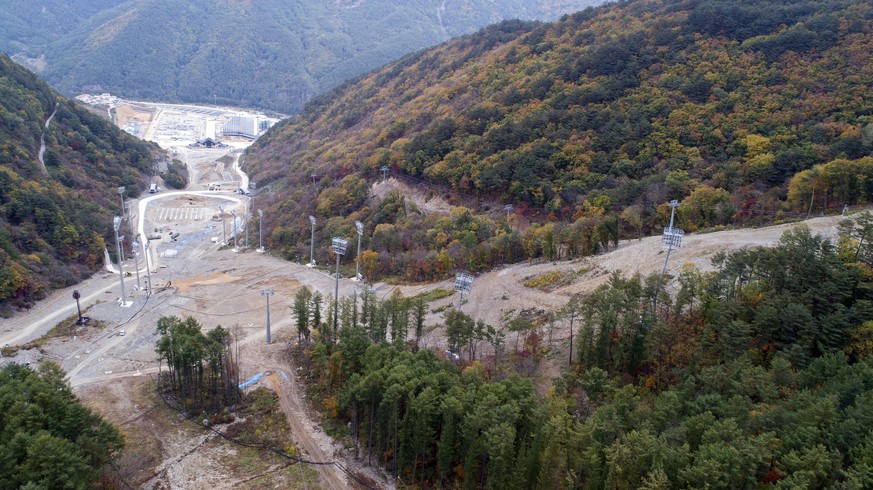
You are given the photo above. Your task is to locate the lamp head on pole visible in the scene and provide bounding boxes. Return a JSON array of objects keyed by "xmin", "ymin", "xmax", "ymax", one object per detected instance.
[
  {"xmin": 117, "ymin": 186, "xmax": 125, "ymax": 196},
  {"xmin": 331, "ymin": 237, "xmax": 348, "ymax": 255},
  {"xmin": 355, "ymin": 220, "xmax": 364, "ymax": 236},
  {"xmin": 113, "ymin": 216, "xmax": 122, "ymax": 231},
  {"xmin": 258, "ymin": 209, "xmax": 263, "ymax": 217},
  {"xmin": 309, "ymin": 215, "xmax": 316, "ymax": 225},
  {"xmin": 454, "ymin": 272, "xmax": 474, "ymax": 295}
]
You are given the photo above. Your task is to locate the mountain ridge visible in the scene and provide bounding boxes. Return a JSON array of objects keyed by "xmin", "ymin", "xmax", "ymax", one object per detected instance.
[
  {"xmin": 243, "ymin": 0, "xmax": 873, "ymax": 282},
  {"xmin": 0, "ymin": 0, "xmax": 605, "ymax": 114}
]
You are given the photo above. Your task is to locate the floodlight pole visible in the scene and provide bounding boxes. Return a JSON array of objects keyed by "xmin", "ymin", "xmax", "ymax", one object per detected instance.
[
  {"xmin": 504, "ymin": 203, "xmax": 513, "ymax": 223},
  {"xmin": 455, "ymin": 272, "xmax": 473, "ymax": 311},
  {"xmin": 132, "ymin": 240, "xmax": 142, "ymax": 290},
  {"xmin": 117, "ymin": 186, "xmax": 126, "ymax": 220},
  {"xmin": 141, "ymin": 234, "xmax": 152, "ymax": 296},
  {"xmin": 117, "ymin": 187, "xmax": 126, "ymax": 262},
  {"xmin": 660, "ymin": 200, "xmax": 680, "ymax": 280},
  {"xmin": 331, "ymin": 237, "xmax": 348, "ymax": 340},
  {"xmin": 219, "ymin": 205, "xmax": 226, "ymax": 246},
  {"xmin": 381, "ymin": 166, "xmax": 389, "ymax": 182},
  {"xmin": 258, "ymin": 209, "xmax": 264, "ymax": 252},
  {"xmin": 309, "ymin": 215, "xmax": 316, "ymax": 266},
  {"xmin": 231, "ymin": 210, "xmax": 238, "ymax": 249},
  {"xmin": 335, "ymin": 252, "xmax": 341, "ymax": 334},
  {"xmin": 249, "ymin": 182, "xmax": 257, "ymax": 250},
  {"xmin": 72, "ymin": 290, "xmax": 82, "ymax": 324},
  {"xmin": 262, "ymin": 288, "xmax": 275, "ymax": 344},
  {"xmin": 113, "ymin": 216, "xmax": 127, "ymax": 305},
  {"xmin": 355, "ymin": 220, "xmax": 364, "ymax": 281}
]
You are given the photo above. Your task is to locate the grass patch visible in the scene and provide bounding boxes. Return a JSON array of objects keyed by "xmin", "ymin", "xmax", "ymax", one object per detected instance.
[
  {"xmin": 1, "ymin": 309, "xmax": 105, "ymax": 357},
  {"xmin": 431, "ymin": 302, "xmax": 455, "ymax": 314},
  {"xmin": 411, "ymin": 287, "xmax": 454, "ymax": 303},
  {"xmin": 523, "ymin": 270, "xmax": 576, "ymax": 291},
  {"xmin": 226, "ymin": 387, "xmax": 295, "ymax": 453}
]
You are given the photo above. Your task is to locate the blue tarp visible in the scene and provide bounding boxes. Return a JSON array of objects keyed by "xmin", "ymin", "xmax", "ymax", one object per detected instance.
[{"xmin": 239, "ymin": 372, "xmax": 265, "ymax": 389}]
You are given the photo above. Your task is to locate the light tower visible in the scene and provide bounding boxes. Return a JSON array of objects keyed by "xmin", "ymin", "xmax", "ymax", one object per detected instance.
[
  {"xmin": 354, "ymin": 220, "xmax": 364, "ymax": 281},
  {"xmin": 261, "ymin": 288, "xmax": 275, "ymax": 344},
  {"xmin": 331, "ymin": 237, "xmax": 348, "ymax": 337},
  {"xmin": 381, "ymin": 166, "xmax": 389, "ymax": 182},
  {"xmin": 660, "ymin": 200, "xmax": 684, "ymax": 280},
  {"xmin": 231, "ymin": 209, "xmax": 238, "ymax": 249},
  {"xmin": 72, "ymin": 290, "xmax": 83, "ymax": 325},
  {"xmin": 504, "ymin": 203, "xmax": 514, "ymax": 224},
  {"xmin": 113, "ymin": 216, "xmax": 130, "ymax": 307},
  {"xmin": 117, "ymin": 187, "xmax": 126, "ymax": 261},
  {"xmin": 311, "ymin": 173, "xmax": 317, "ymax": 185},
  {"xmin": 131, "ymin": 237, "xmax": 142, "ymax": 290},
  {"xmin": 454, "ymin": 272, "xmax": 474, "ymax": 311},
  {"xmin": 140, "ymin": 234, "xmax": 153, "ymax": 296},
  {"xmin": 308, "ymin": 215, "xmax": 317, "ymax": 267},
  {"xmin": 258, "ymin": 209, "xmax": 265, "ymax": 252},
  {"xmin": 219, "ymin": 205, "xmax": 227, "ymax": 246},
  {"xmin": 117, "ymin": 186, "xmax": 126, "ymax": 220},
  {"xmin": 245, "ymin": 198, "xmax": 250, "ymax": 249}
]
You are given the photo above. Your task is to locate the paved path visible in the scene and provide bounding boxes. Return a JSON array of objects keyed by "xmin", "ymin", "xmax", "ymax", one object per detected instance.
[{"xmin": 37, "ymin": 102, "xmax": 58, "ymax": 175}]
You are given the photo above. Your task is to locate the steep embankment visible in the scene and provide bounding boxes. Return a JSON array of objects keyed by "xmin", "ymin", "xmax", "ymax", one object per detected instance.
[
  {"xmin": 244, "ymin": 0, "xmax": 873, "ymax": 282},
  {"xmin": 0, "ymin": 54, "xmax": 156, "ymax": 315}
]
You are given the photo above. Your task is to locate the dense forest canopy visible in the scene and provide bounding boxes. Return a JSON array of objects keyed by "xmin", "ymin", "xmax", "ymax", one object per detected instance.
[
  {"xmin": 0, "ymin": 54, "xmax": 156, "ymax": 315},
  {"xmin": 0, "ymin": 362, "xmax": 124, "ymax": 489},
  {"xmin": 293, "ymin": 219, "xmax": 873, "ymax": 488},
  {"xmin": 0, "ymin": 0, "xmax": 604, "ymax": 114},
  {"xmin": 245, "ymin": 0, "xmax": 873, "ymax": 282},
  {"xmin": 0, "ymin": 0, "xmax": 124, "ymax": 54}
]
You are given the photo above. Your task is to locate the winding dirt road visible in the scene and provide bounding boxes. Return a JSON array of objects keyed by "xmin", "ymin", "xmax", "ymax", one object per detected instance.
[{"xmin": 267, "ymin": 371, "xmax": 352, "ymax": 490}]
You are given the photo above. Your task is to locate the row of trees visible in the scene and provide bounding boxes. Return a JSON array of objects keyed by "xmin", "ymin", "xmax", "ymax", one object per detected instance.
[
  {"xmin": 291, "ymin": 216, "xmax": 873, "ymax": 487},
  {"xmin": 293, "ymin": 286, "xmax": 428, "ymax": 349}
]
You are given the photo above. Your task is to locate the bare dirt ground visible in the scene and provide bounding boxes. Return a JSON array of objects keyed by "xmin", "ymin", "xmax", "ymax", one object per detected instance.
[
  {"xmin": 371, "ymin": 177, "xmax": 452, "ymax": 215},
  {"xmin": 114, "ymin": 104, "xmax": 156, "ymax": 129},
  {"xmin": 0, "ymin": 136, "xmax": 854, "ymax": 488}
]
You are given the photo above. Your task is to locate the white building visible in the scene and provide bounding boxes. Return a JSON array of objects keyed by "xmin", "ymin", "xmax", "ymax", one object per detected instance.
[{"xmin": 222, "ymin": 116, "xmax": 258, "ymax": 139}]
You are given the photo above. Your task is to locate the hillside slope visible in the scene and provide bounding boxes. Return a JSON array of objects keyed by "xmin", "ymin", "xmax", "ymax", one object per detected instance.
[
  {"xmin": 0, "ymin": 0, "xmax": 123, "ymax": 55},
  {"xmin": 244, "ymin": 0, "xmax": 873, "ymax": 281},
  {"xmin": 3, "ymin": 0, "xmax": 603, "ymax": 114},
  {"xmin": 0, "ymin": 54, "xmax": 156, "ymax": 315}
]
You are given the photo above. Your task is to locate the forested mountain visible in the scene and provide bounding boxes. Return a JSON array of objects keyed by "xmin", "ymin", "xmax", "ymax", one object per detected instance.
[
  {"xmin": 0, "ymin": 54, "xmax": 156, "ymax": 315},
  {"xmin": 298, "ymin": 220, "xmax": 873, "ymax": 488},
  {"xmin": 0, "ymin": 0, "xmax": 124, "ymax": 55},
  {"xmin": 1, "ymin": 0, "xmax": 604, "ymax": 114},
  {"xmin": 245, "ymin": 0, "xmax": 873, "ymax": 282}
]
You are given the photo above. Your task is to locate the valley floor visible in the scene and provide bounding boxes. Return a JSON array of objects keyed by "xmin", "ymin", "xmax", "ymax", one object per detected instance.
[{"xmin": 0, "ymin": 137, "xmax": 853, "ymax": 488}]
